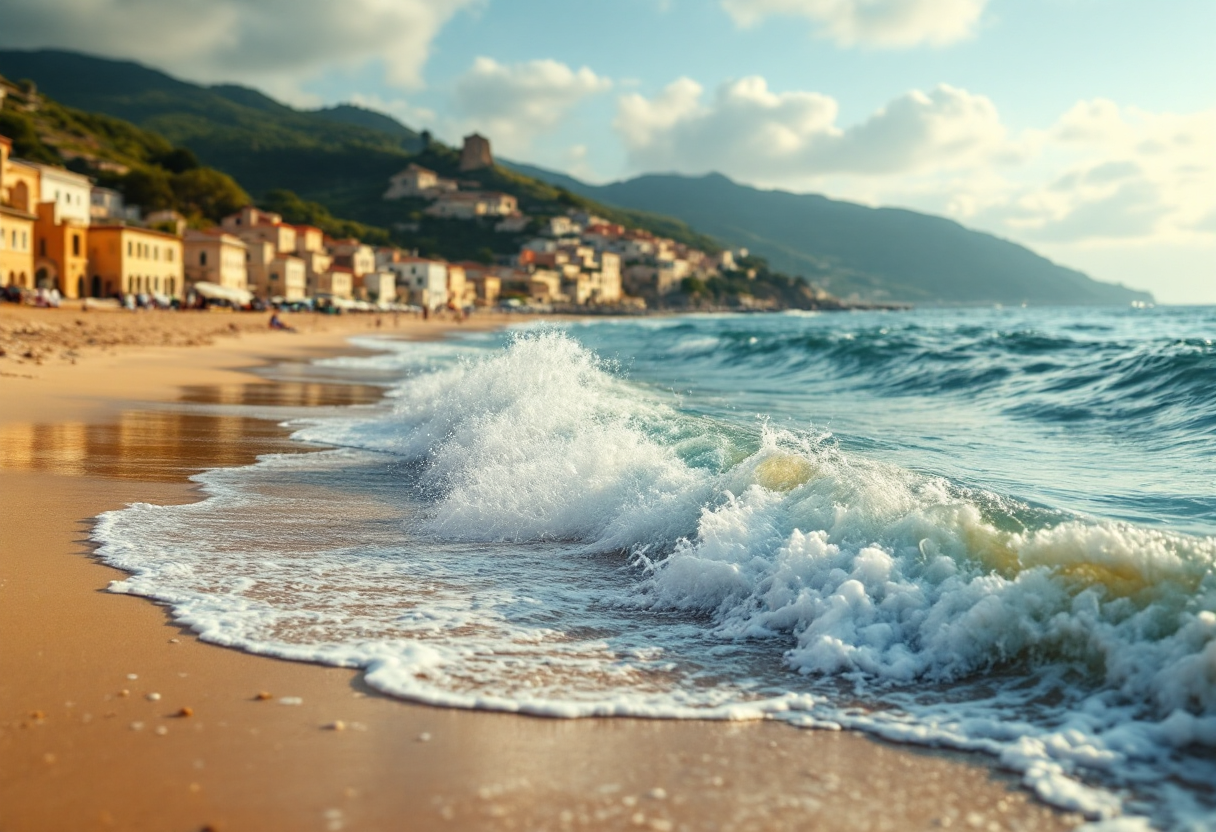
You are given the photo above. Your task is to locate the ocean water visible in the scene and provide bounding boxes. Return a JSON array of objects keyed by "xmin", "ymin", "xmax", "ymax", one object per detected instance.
[{"xmin": 94, "ymin": 307, "xmax": 1216, "ymax": 829}]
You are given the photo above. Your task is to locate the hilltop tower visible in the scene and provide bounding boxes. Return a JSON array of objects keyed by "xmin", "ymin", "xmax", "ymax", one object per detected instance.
[{"xmin": 459, "ymin": 133, "xmax": 493, "ymax": 171}]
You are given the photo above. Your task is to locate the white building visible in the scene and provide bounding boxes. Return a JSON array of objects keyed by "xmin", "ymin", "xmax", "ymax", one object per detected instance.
[
  {"xmin": 383, "ymin": 164, "xmax": 457, "ymax": 200},
  {"xmin": 34, "ymin": 164, "xmax": 92, "ymax": 225},
  {"xmin": 362, "ymin": 271, "xmax": 398, "ymax": 304},
  {"xmin": 386, "ymin": 257, "xmax": 448, "ymax": 309}
]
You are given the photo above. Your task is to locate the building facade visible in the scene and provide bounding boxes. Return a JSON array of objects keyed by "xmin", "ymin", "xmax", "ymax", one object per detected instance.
[
  {"xmin": 34, "ymin": 202, "xmax": 88, "ymax": 297},
  {"xmin": 388, "ymin": 257, "xmax": 448, "ymax": 309},
  {"xmin": 184, "ymin": 229, "xmax": 248, "ymax": 291},
  {"xmin": 87, "ymin": 225, "xmax": 184, "ymax": 298},
  {"xmin": 0, "ymin": 137, "xmax": 36, "ymax": 288}
]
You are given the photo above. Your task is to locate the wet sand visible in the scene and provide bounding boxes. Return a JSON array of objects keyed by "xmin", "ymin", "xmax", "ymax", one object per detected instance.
[{"xmin": 0, "ymin": 307, "xmax": 1081, "ymax": 831}]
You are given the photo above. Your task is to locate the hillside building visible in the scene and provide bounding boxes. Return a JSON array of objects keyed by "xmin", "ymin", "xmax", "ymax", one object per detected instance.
[
  {"xmin": 383, "ymin": 164, "xmax": 457, "ymax": 200},
  {"xmin": 458, "ymin": 133, "xmax": 493, "ymax": 171}
]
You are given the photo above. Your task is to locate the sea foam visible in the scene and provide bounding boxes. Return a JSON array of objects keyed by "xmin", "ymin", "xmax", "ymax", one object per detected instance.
[{"xmin": 94, "ymin": 326, "xmax": 1216, "ymax": 829}]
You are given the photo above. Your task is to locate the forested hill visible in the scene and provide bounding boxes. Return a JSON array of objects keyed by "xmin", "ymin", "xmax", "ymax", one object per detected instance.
[{"xmin": 0, "ymin": 49, "xmax": 717, "ymax": 259}]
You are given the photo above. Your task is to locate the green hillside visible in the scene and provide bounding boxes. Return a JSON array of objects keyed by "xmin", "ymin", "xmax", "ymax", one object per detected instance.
[
  {"xmin": 0, "ymin": 77, "xmax": 249, "ymax": 226},
  {"xmin": 0, "ymin": 49, "xmax": 717, "ymax": 259},
  {"xmin": 507, "ymin": 166, "xmax": 1152, "ymax": 306}
]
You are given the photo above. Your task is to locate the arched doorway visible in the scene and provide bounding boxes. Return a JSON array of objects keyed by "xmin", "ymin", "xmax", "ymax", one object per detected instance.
[{"xmin": 34, "ymin": 260, "xmax": 58, "ymax": 290}]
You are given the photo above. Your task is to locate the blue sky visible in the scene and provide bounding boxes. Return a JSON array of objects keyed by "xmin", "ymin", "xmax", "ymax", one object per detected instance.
[{"xmin": 6, "ymin": 0, "xmax": 1214, "ymax": 302}]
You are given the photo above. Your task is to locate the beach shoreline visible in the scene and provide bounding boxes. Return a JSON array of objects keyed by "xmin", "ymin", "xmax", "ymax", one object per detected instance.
[{"xmin": 0, "ymin": 306, "xmax": 1080, "ymax": 831}]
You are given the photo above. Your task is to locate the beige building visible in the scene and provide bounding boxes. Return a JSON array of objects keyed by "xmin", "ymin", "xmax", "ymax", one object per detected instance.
[
  {"xmin": 330, "ymin": 239, "xmax": 376, "ymax": 277},
  {"xmin": 87, "ymin": 224, "xmax": 184, "ymax": 298},
  {"xmin": 314, "ymin": 265, "xmax": 354, "ymax": 300},
  {"xmin": 184, "ymin": 229, "xmax": 248, "ymax": 292},
  {"xmin": 383, "ymin": 164, "xmax": 457, "ymax": 200},
  {"xmin": 222, "ymin": 206, "xmax": 297, "ymax": 255},
  {"xmin": 0, "ymin": 136, "xmax": 36, "ymax": 289},
  {"xmin": 294, "ymin": 224, "xmax": 325, "ymax": 254},
  {"xmin": 425, "ymin": 191, "xmax": 518, "ymax": 219},
  {"xmin": 362, "ymin": 271, "xmax": 397, "ymax": 303},
  {"xmin": 245, "ymin": 238, "xmax": 306, "ymax": 301}
]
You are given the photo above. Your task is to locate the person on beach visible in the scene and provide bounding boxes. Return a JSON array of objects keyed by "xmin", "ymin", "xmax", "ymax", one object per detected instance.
[{"xmin": 269, "ymin": 312, "xmax": 295, "ymax": 333}]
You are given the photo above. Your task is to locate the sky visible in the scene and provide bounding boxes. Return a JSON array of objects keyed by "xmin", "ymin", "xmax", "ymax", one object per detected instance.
[{"xmin": 4, "ymin": 0, "xmax": 1214, "ymax": 303}]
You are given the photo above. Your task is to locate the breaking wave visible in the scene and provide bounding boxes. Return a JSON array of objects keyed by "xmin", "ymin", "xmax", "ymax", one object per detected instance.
[{"xmin": 94, "ymin": 317, "xmax": 1216, "ymax": 828}]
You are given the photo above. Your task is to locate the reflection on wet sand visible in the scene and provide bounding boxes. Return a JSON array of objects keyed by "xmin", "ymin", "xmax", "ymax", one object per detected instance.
[
  {"xmin": 0, "ymin": 381, "xmax": 384, "ymax": 482},
  {"xmin": 178, "ymin": 381, "xmax": 385, "ymax": 408}
]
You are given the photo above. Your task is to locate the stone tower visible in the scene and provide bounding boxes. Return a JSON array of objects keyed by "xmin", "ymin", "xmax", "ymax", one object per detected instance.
[{"xmin": 459, "ymin": 133, "xmax": 493, "ymax": 171}]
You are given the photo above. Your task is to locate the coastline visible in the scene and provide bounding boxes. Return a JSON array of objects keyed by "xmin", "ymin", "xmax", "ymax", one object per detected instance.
[{"xmin": 0, "ymin": 308, "xmax": 1080, "ymax": 831}]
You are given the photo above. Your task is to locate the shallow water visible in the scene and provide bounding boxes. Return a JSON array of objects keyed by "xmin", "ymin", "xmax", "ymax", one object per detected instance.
[{"xmin": 94, "ymin": 306, "xmax": 1216, "ymax": 829}]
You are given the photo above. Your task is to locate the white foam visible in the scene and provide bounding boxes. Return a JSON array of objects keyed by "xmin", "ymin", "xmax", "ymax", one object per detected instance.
[{"xmin": 92, "ymin": 328, "xmax": 1216, "ymax": 829}]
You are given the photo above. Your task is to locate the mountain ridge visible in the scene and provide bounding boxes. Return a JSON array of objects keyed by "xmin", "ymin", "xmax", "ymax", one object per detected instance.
[{"xmin": 504, "ymin": 163, "xmax": 1151, "ymax": 306}]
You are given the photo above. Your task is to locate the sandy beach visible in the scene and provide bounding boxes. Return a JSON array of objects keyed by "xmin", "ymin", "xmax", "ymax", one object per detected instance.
[{"xmin": 0, "ymin": 305, "xmax": 1080, "ymax": 832}]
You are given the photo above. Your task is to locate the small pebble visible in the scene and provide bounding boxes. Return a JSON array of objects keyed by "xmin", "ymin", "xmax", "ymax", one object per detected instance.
[
  {"xmin": 118, "ymin": 690, "xmax": 130, "ymax": 698},
  {"xmin": 647, "ymin": 788, "xmax": 667, "ymax": 800},
  {"xmin": 126, "ymin": 674, "xmax": 138, "ymax": 681},
  {"xmin": 327, "ymin": 720, "xmax": 347, "ymax": 731},
  {"xmin": 168, "ymin": 638, "xmax": 180, "ymax": 644},
  {"xmin": 155, "ymin": 725, "xmax": 169, "ymax": 736},
  {"xmin": 177, "ymin": 707, "xmax": 194, "ymax": 718},
  {"xmin": 417, "ymin": 732, "xmax": 432, "ymax": 742},
  {"xmin": 29, "ymin": 710, "xmax": 46, "ymax": 720},
  {"xmin": 130, "ymin": 721, "xmax": 144, "ymax": 731},
  {"xmin": 255, "ymin": 691, "xmax": 273, "ymax": 701},
  {"xmin": 279, "ymin": 697, "xmax": 303, "ymax": 706},
  {"xmin": 146, "ymin": 693, "xmax": 161, "ymax": 702}
]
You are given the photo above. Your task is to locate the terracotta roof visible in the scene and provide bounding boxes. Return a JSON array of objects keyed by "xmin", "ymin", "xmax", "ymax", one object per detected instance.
[{"xmin": 89, "ymin": 223, "xmax": 182, "ymax": 241}]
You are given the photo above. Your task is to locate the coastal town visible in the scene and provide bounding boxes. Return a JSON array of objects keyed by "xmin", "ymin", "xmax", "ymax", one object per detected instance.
[{"xmin": 0, "ymin": 124, "xmax": 765, "ymax": 315}]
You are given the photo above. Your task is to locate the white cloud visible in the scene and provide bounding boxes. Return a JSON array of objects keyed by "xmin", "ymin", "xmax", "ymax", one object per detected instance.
[
  {"xmin": 0, "ymin": 0, "xmax": 475, "ymax": 101},
  {"xmin": 982, "ymin": 101, "xmax": 1216, "ymax": 245},
  {"xmin": 721, "ymin": 0, "xmax": 989, "ymax": 47},
  {"xmin": 614, "ymin": 77, "xmax": 1216, "ymax": 257},
  {"xmin": 453, "ymin": 57, "xmax": 612, "ymax": 154},
  {"xmin": 615, "ymin": 77, "xmax": 1004, "ymax": 177}
]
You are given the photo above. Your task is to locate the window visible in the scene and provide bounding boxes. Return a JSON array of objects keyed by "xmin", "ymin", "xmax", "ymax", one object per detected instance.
[
  {"xmin": 128, "ymin": 241, "xmax": 133, "ymax": 257},
  {"xmin": 72, "ymin": 234, "xmax": 80, "ymax": 256},
  {"xmin": 200, "ymin": 251, "xmax": 208, "ymax": 266},
  {"xmin": 39, "ymin": 239, "xmax": 46, "ymax": 257}
]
